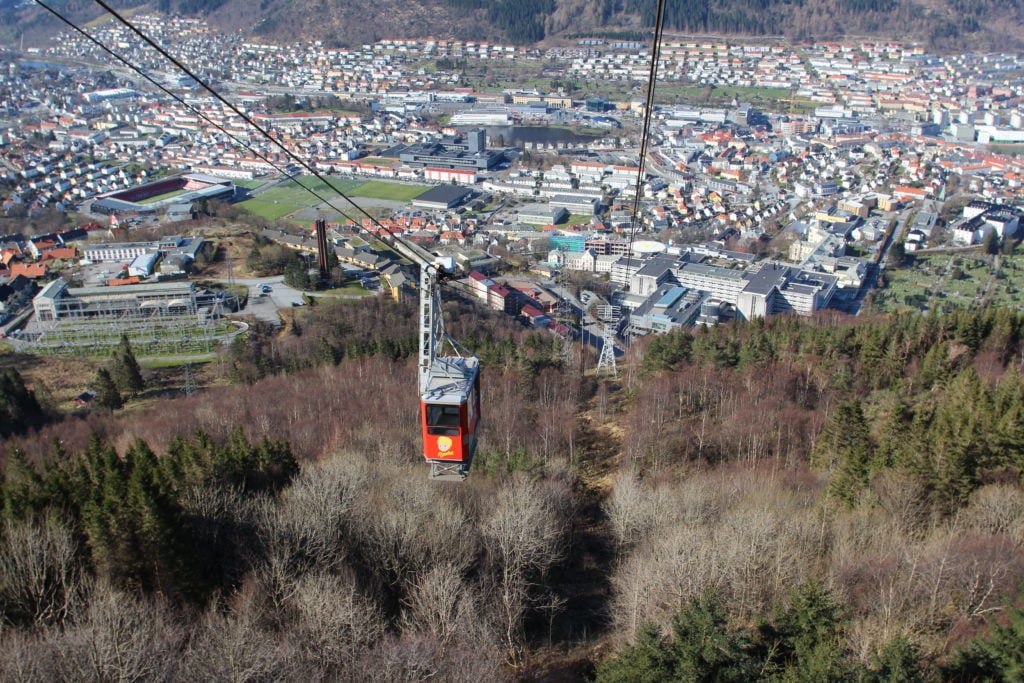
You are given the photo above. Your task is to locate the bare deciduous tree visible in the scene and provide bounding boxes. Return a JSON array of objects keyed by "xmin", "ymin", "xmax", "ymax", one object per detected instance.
[
  {"xmin": 0, "ymin": 515, "xmax": 84, "ymax": 629},
  {"xmin": 482, "ymin": 476, "xmax": 569, "ymax": 662},
  {"xmin": 290, "ymin": 569, "xmax": 386, "ymax": 670},
  {"xmin": 54, "ymin": 581, "xmax": 184, "ymax": 682},
  {"xmin": 604, "ymin": 472, "xmax": 667, "ymax": 550},
  {"xmin": 181, "ymin": 583, "xmax": 298, "ymax": 682},
  {"xmin": 0, "ymin": 628, "xmax": 62, "ymax": 682},
  {"xmin": 960, "ymin": 484, "xmax": 1024, "ymax": 539},
  {"xmin": 355, "ymin": 470, "xmax": 478, "ymax": 594},
  {"xmin": 351, "ymin": 631, "xmax": 511, "ymax": 683}
]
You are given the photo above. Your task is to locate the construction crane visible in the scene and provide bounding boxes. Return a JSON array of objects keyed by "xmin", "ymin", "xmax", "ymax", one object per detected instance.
[{"xmin": 382, "ymin": 235, "xmax": 481, "ymax": 481}]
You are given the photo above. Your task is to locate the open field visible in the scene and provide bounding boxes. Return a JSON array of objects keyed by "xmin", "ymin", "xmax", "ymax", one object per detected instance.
[
  {"xmin": 985, "ymin": 144, "xmax": 1024, "ymax": 157},
  {"xmin": 358, "ymin": 158, "xmax": 397, "ymax": 167},
  {"xmin": 233, "ymin": 179, "xmax": 266, "ymax": 190},
  {"xmin": 564, "ymin": 213, "xmax": 594, "ymax": 227},
  {"xmin": 256, "ymin": 176, "xmax": 364, "ymax": 205},
  {"xmin": 345, "ymin": 181, "xmax": 430, "ymax": 202},
  {"xmin": 235, "ymin": 200, "xmax": 298, "ymax": 221}
]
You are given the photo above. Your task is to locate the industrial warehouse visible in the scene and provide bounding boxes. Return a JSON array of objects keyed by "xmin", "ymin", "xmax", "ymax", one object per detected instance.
[{"xmin": 33, "ymin": 279, "xmax": 198, "ymax": 321}]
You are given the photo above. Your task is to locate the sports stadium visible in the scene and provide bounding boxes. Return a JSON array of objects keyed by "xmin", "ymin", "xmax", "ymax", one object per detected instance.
[{"xmin": 91, "ymin": 173, "xmax": 236, "ymax": 216}]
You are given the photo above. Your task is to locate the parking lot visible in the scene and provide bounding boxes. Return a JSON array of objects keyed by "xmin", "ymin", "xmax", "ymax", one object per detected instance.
[{"xmin": 233, "ymin": 276, "xmax": 307, "ymax": 325}]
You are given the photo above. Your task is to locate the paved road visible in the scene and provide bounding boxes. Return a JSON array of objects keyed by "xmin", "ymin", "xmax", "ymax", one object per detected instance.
[{"xmin": 228, "ymin": 275, "xmax": 307, "ymax": 325}]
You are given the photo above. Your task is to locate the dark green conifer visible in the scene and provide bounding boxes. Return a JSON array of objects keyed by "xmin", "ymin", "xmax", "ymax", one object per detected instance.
[
  {"xmin": 94, "ymin": 368, "xmax": 123, "ymax": 410},
  {"xmin": 111, "ymin": 335, "xmax": 145, "ymax": 397}
]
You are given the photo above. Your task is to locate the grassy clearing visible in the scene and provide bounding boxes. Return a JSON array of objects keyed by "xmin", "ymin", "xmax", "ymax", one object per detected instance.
[
  {"xmin": 255, "ymin": 177, "xmax": 365, "ymax": 206},
  {"xmin": 345, "ymin": 181, "xmax": 431, "ymax": 202},
  {"xmin": 564, "ymin": 213, "xmax": 595, "ymax": 227},
  {"xmin": 875, "ymin": 254, "xmax": 949, "ymax": 313},
  {"xmin": 236, "ymin": 200, "xmax": 297, "ymax": 221},
  {"xmin": 986, "ymin": 144, "xmax": 1024, "ymax": 157},
  {"xmin": 359, "ymin": 158, "xmax": 397, "ymax": 167},
  {"xmin": 234, "ymin": 179, "xmax": 266, "ymax": 190},
  {"xmin": 317, "ymin": 282, "xmax": 371, "ymax": 296}
]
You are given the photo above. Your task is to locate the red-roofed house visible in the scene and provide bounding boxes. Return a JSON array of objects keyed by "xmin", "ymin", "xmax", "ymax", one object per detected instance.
[
  {"xmin": 9, "ymin": 262, "xmax": 47, "ymax": 279},
  {"xmin": 41, "ymin": 247, "xmax": 76, "ymax": 262},
  {"xmin": 466, "ymin": 270, "xmax": 494, "ymax": 302},
  {"xmin": 0, "ymin": 248, "xmax": 21, "ymax": 273},
  {"xmin": 520, "ymin": 304, "xmax": 550, "ymax": 328},
  {"xmin": 893, "ymin": 186, "xmax": 930, "ymax": 201},
  {"xmin": 26, "ymin": 240, "xmax": 57, "ymax": 259},
  {"xmin": 487, "ymin": 284, "xmax": 518, "ymax": 314}
]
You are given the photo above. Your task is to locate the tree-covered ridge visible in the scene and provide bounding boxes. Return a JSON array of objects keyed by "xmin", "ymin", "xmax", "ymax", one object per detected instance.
[
  {"xmin": 3, "ymin": 292, "xmax": 1024, "ymax": 677},
  {"xmin": 10, "ymin": 0, "xmax": 1023, "ymax": 49},
  {"xmin": 1, "ymin": 430, "xmax": 297, "ymax": 603},
  {"xmin": 634, "ymin": 306, "xmax": 1024, "ymax": 511}
]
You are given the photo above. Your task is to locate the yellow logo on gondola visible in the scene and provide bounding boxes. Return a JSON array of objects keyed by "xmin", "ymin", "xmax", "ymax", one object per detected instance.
[{"xmin": 436, "ymin": 436, "xmax": 453, "ymax": 454}]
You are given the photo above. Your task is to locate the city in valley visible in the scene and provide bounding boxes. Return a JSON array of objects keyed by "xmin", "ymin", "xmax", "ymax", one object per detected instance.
[
  {"xmin": 2, "ymin": 16, "xmax": 1023, "ymax": 365},
  {"xmin": 5, "ymin": 10, "xmax": 1024, "ymax": 682}
]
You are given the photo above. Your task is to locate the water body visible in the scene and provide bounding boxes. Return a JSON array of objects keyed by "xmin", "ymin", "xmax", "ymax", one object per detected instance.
[{"xmin": 463, "ymin": 126, "xmax": 606, "ymax": 147}]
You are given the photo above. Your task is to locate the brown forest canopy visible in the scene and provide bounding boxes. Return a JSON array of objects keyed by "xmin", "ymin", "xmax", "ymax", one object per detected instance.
[
  {"xmin": 3, "ymin": 0, "xmax": 1023, "ymax": 50},
  {"xmin": 4, "ymin": 300, "xmax": 1024, "ymax": 678}
]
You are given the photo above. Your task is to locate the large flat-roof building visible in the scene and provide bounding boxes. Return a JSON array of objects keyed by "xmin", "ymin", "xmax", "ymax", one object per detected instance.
[
  {"xmin": 33, "ymin": 279, "xmax": 197, "ymax": 321},
  {"xmin": 550, "ymin": 193, "xmax": 600, "ymax": 216},
  {"xmin": 397, "ymin": 129, "xmax": 506, "ymax": 171},
  {"xmin": 411, "ymin": 185, "xmax": 474, "ymax": 209},
  {"xmin": 610, "ymin": 256, "xmax": 839, "ymax": 322},
  {"xmin": 628, "ymin": 283, "xmax": 708, "ymax": 335},
  {"xmin": 518, "ymin": 204, "xmax": 568, "ymax": 226}
]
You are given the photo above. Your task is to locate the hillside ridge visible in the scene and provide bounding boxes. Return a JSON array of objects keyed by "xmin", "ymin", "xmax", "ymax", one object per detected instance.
[{"xmin": 2, "ymin": 0, "xmax": 1022, "ymax": 51}]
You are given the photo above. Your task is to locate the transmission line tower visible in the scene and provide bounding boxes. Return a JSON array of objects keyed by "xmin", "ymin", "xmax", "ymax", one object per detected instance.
[
  {"xmin": 595, "ymin": 304, "xmax": 620, "ymax": 379},
  {"xmin": 553, "ymin": 269, "xmax": 577, "ymax": 370},
  {"xmin": 183, "ymin": 362, "xmax": 197, "ymax": 396}
]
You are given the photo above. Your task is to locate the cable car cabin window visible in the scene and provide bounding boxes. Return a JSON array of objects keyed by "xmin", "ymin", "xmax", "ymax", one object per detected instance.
[{"xmin": 426, "ymin": 404, "xmax": 462, "ymax": 436}]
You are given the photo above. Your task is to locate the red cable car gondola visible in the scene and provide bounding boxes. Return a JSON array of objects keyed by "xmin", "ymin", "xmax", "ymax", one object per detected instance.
[{"xmin": 385, "ymin": 240, "xmax": 482, "ymax": 481}]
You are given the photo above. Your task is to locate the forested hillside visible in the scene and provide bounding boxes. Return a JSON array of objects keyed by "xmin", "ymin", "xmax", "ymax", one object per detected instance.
[
  {"xmin": 4, "ymin": 0, "xmax": 1023, "ymax": 50},
  {"xmin": 3, "ymin": 296, "xmax": 1024, "ymax": 679}
]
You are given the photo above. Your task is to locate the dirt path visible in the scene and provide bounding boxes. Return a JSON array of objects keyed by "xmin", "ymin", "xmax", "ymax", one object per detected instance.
[{"xmin": 526, "ymin": 383, "xmax": 626, "ymax": 680}]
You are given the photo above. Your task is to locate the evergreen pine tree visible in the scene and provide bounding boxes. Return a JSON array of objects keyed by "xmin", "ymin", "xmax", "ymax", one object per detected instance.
[
  {"xmin": 0, "ymin": 369, "xmax": 44, "ymax": 437},
  {"xmin": 667, "ymin": 590, "xmax": 756, "ymax": 681},
  {"xmin": 94, "ymin": 368, "xmax": 123, "ymax": 410},
  {"xmin": 827, "ymin": 400, "xmax": 873, "ymax": 505},
  {"xmin": 111, "ymin": 335, "xmax": 145, "ymax": 397},
  {"xmin": 867, "ymin": 637, "xmax": 928, "ymax": 683},
  {"xmin": 0, "ymin": 449, "xmax": 44, "ymax": 522},
  {"xmin": 766, "ymin": 580, "xmax": 854, "ymax": 681},
  {"xmin": 594, "ymin": 623, "xmax": 675, "ymax": 683}
]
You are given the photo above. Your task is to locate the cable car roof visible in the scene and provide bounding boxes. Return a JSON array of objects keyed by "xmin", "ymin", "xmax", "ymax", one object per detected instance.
[{"xmin": 421, "ymin": 355, "xmax": 479, "ymax": 404}]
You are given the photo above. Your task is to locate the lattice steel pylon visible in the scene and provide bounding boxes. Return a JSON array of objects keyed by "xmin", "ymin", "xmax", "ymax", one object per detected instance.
[
  {"xmin": 183, "ymin": 362, "xmax": 197, "ymax": 396},
  {"xmin": 553, "ymin": 271, "xmax": 577, "ymax": 370},
  {"xmin": 595, "ymin": 304, "xmax": 620, "ymax": 379}
]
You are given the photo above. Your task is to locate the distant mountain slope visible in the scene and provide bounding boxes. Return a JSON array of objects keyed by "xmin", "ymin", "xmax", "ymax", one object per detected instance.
[{"xmin": 3, "ymin": 0, "xmax": 1022, "ymax": 51}]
